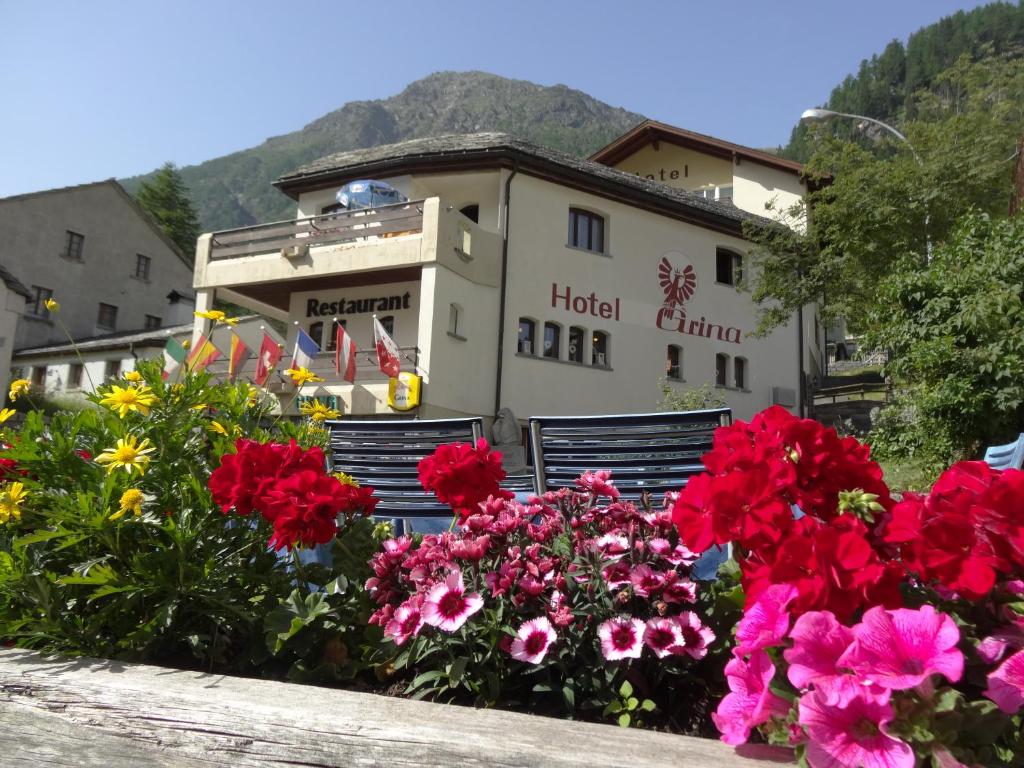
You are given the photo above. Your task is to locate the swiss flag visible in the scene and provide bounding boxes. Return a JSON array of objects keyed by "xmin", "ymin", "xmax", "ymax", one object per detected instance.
[
  {"xmin": 373, "ymin": 315, "xmax": 401, "ymax": 378},
  {"xmin": 335, "ymin": 323, "xmax": 357, "ymax": 383},
  {"xmin": 254, "ymin": 332, "xmax": 283, "ymax": 386}
]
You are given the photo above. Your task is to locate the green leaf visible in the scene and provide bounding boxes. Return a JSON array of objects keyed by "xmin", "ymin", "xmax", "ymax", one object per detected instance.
[
  {"xmin": 617, "ymin": 713, "xmax": 631, "ymax": 728},
  {"xmin": 448, "ymin": 657, "xmax": 468, "ymax": 688},
  {"xmin": 619, "ymin": 680, "xmax": 633, "ymax": 698},
  {"xmin": 640, "ymin": 699, "xmax": 656, "ymax": 712}
]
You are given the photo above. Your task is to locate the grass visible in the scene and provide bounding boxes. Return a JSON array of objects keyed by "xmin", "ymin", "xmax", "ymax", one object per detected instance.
[{"xmin": 877, "ymin": 456, "xmax": 939, "ymax": 494}]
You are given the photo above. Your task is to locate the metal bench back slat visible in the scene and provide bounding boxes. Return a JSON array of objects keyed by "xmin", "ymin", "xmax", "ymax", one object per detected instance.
[
  {"xmin": 983, "ymin": 433, "xmax": 1024, "ymax": 471},
  {"xmin": 529, "ymin": 408, "xmax": 731, "ymax": 502}
]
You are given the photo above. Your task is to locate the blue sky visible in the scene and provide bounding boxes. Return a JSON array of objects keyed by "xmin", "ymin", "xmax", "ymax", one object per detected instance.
[{"xmin": 0, "ymin": 0, "xmax": 996, "ymax": 197}]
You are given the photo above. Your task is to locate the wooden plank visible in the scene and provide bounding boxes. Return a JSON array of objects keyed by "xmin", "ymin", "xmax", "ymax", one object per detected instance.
[
  {"xmin": 0, "ymin": 648, "xmax": 792, "ymax": 768},
  {"xmin": 210, "ymin": 215, "xmax": 424, "ymax": 260}
]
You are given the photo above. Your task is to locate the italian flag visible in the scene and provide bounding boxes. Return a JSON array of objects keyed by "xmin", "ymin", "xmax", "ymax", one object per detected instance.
[{"xmin": 162, "ymin": 337, "xmax": 187, "ymax": 380}]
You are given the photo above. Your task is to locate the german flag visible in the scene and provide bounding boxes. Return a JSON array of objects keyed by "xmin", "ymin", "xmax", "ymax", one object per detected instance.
[
  {"xmin": 186, "ymin": 334, "xmax": 222, "ymax": 372},
  {"xmin": 228, "ymin": 332, "xmax": 248, "ymax": 380}
]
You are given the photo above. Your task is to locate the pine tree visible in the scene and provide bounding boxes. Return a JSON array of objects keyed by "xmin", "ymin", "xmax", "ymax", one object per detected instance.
[{"xmin": 135, "ymin": 162, "xmax": 201, "ymax": 260}]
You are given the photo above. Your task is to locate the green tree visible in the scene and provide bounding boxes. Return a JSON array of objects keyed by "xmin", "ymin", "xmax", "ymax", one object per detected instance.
[{"xmin": 135, "ymin": 162, "xmax": 201, "ymax": 261}]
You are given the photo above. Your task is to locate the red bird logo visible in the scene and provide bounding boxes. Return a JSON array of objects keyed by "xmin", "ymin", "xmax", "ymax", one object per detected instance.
[{"xmin": 658, "ymin": 256, "xmax": 696, "ymax": 307}]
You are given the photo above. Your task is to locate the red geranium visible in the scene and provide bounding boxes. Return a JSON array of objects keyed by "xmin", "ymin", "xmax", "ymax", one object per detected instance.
[
  {"xmin": 209, "ymin": 438, "xmax": 324, "ymax": 516},
  {"xmin": 417, "ymin": 439, "xmax": 512, "ymax": 520},
  {"xmin": 263, "ymin": 470, "xmax": 351, "ymax": 551}
]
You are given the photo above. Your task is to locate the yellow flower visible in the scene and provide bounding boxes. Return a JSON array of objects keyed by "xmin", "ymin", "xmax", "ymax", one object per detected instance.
[
  {"xmin": 110, "ymin": 488, "xmax": 145, "ymax": 521},
  {"xmin": 332, "ymin": 471, "xmax": 359, "ymax": 487},
  {"xmin": 182, "ymin": 340, "xmax": 191, "ymax": 350},
  {"xmin": 95, "ymin": 435, "xmax": 156, "ymax": 476},
  {"xmin": 0, "ymin": 481, "xmax": 28, "ymax": 524},
  {"xmin": 0, "ymin": 408, "xmax": 15, "ymax": 424},
  {"xmin": 99, "ymin": 384, "xmax": 158, "ymax": 418},
  {"xmin": 246, "ymin": 385, "xmax": 260, "ymax": 408},
  {"xmin": 44, "ymin": 298, "xmax": 60, "ymax": 312},
  {"xmin": 194, "ymin": 310, "xmax": 239, "ymax": 326},
  {"xmin": 190, "ymin": 403, "xmax": 208, "ymax": 411},
  {"xmin": 300, "ymin": 401, "xmax": 340, "ymax": 422},
  {"xmin": 8, "ymin": 379, "xmax": 29, "ymax": 402},
  {"xmin": 208, "ymin": 420, "xmax": 230, "ymax": 436},
  {"xmin": 285, "ymin": 367, "xmax": 324, "ymax": 386},
  {"xmin": 123, "ymin": 370, "xmax": 143, "ymax": 383}
]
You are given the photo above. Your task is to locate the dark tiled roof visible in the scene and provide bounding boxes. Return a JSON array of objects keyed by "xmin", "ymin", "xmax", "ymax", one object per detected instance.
[
  {"xmin": 274, "ymin": 133, "xmax": 767, "ymax": 231},
  {"xmin": 0, "ymin": 263, "xmax": 32, "ymax": 301},
  {"xmin": 13, "ymin": 323, "xmax": 194, "ymax": 357}
]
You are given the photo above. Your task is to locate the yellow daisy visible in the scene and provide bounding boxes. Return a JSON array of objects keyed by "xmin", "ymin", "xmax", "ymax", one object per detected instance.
[
  {"xmin": 208, "ymin": 420, "xmax": 231, "ymax": 436},
  {"xmin": 8, "ymin": 379, "xmax": 30, "ymax": 401},
  {"xmin": 300, "ymin": 401, "xmax": 340, "ymax": 422},
  {"xmin": 0, "ymin": 481, "xmax": 28, "ymax": 524},
  {"xmin": 99, "ymin": 385, "xmax": 158, "ymax": 418},
  {"xmin": 44, "ymin": 298, "xmax": 60, "ymax": 312},
  {"xmin": 110, "ymin": 488, "xmax": 145, "ymax": 521},
  {"xmin": 194, "ymin": 310, "xmax": 239, "ymax": 326},
  {"xmin": 332, "ymin": 471, "xmax": 359, "ymax": 487},
  {"xmin": 285, "ymin": 367, "xmax": 324, "ymax": 386},
  {"xmin": 95, "ymin": 435, "xmax": 156, "ymax": 476},
  {"xmin": 0, "ymin": 408, "xmax": 16, "ymax": 424},
  {"xmin": 123, "ymin": 370, "xmax": 143, "ymax": 383}
]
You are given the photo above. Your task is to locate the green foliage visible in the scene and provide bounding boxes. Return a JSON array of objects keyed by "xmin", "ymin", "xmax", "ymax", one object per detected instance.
[
  {"xmin": 866, "ymin": 212, "xmax": 1024, "ymax": 463},
  {"xmin": 134, "ymin": 162, "xmax": 201, "ymax": 260},
  {"xmin": 658, "ymin": 379, "xmax": 727, "ymax": 412}
]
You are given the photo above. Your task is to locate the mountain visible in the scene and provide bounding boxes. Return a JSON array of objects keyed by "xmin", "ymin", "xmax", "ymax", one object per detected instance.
[
  {"xmin": 782, "ymin": 1, "xmax": 1024, "ymax": 160},
  {"xmin": 123, "ymin": 72, "xmax": 644, "ymax": 232}
]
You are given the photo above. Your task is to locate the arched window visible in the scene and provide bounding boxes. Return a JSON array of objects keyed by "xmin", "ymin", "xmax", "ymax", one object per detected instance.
[
  {"xmin": 518, "ymin": 318, "xmax": 536, "ymax": 355},
  {"xmin": 568, "ymin": 208, "xmax": 605, "ymax": 253},
  {"xmin": 734, "ymin": 356, "xmax": 748, "ymax": 390},
  {"xmin": 325, "ymin": 319, "xmax": 345, "ymax": 352},
  {"xmin": 449, "ymin": 303, "xmax": 463, "ymax": 336},
  {"xmin": 716, "ymin": 248, "xmax": 743, "ymax": 286},
  {"xmin": 543, "ymin": 322, "xmax": 561, "ymax": 359},
  {"xmin": 568, "ymin": 326, "xmax": 586, "ymax": 363},
  {"xmin": 592, "ymin": 331, "xmax": 609, "ymax": 367},
  {"xmin": 459, "ymin": 204, "xmax": 479, "ymax": 223},
  {"xmin": 309, "ymin": 321, "xmax": 324, "ymax": 349},
  {"xmin": 379, "ymin": 315, "xmax": 395, "ymax": 336},
  {"xmin": 715, "ymin": 353, "xmax": 729, "ymax": 387},
  {"xmin": 666, "ymin": 345, "xmax": 682, "ymax": 380}
]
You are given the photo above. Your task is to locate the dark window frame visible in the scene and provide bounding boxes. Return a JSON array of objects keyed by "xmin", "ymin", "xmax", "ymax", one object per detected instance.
[
  {"xmin": 666, "ymin": 345, "xmax": 683, "ymax": 380},
  {"xmin": 29, "ymin": 285, "xmax": 53, "ymax": 318},
  {"xmin": 63, "ymin": 230, "xmax": 84, "ymax": 261},
  {"xmin": 542, "ymin": 321, "xmax": 561, "ymax": 360},
  {"xmin": 734, "ymin": 356, "xmax": 748, "ymax": 390},
  {"xmin": 68, "ymin": 363, "xmax": 84, "ymax": 389},
  {"xmin": 144, "ymin": 314, "xmax": 162, "ymax": 330},
  {"xmin": 568, "ymin": 208, "xmax": 605, "ymax": 254},
  {"xmin": 568, "ymin": 325, "xmax": 586, "ymax": 363},
  {"xmin": 135, "ymin": 254, "xmax": 152, "ymax": 281},
  {"xmin": 715, "ymin": 353, "xmax": 729, "ymax": 387},
  {"xmin": 104, "ymin": 360, "xmax": 121, "ymax": 380},
  {"xmin": 309, "ymin": 321, "xmax": 324, "ymax": 349},
  {"xmin": 716, "ymin": 248, "xmax": 743, "ymax": 286},
  {"xmin": 97, "ymin": 303, "xmax": 118, "ymax": 330},
  {"xmin": 591, "ymin": 330, "xmax": 609, "ymax": 367},
  {"xmin": 518, "ymin": 318, "xmax": 536, "ymax": 356}
]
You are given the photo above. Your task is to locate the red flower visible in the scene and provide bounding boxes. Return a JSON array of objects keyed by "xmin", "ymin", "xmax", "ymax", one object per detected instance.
[
  {"xmin": 263, "ymin": 469, "xmax": 349, "ymax": 551},
  {"xmin": 417, "ymin": 439, "xmax": 512, "ymax": 520},
  {"xmin": 209, "ymin": 438, "xmax": 324, "ymax": 516}
]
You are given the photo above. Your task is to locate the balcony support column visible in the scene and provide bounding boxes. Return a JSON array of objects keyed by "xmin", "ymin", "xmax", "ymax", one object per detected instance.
[{"xmin": 192, "ymin": 288, "xmax": 215, "ymax": 346}]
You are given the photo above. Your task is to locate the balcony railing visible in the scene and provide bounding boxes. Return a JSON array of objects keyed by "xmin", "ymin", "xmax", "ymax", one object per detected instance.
[
  {"xmin": 208, "ymin": 201, "xmax": 426, "ymax": 261},
  {"xmin": 203, "ymin": 346, "xmax": 420, "ymax": 391}
]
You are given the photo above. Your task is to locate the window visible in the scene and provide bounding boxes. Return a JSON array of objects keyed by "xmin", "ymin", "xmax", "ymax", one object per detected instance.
[
  {"xmin": 326, "ymin": 319, "xmax": 344, "ymax": 352},
  {"xmin": 379, "ymin": 316, "xmax": 395, "ymax": 336},
  {"xmin": 666, "ymin": 345, "xmax": 682, "ymax": 380},
  {"xmin": 458, "ymin": 204, "xmax": 479, "ymax": 223},
  {"xmin": 717, "ymin": 185, "xmax": 734, "ymax": 202},
  {"xmin": 715, "ymin": 353, "xmax": 729, "ymax": 387},
  {"xmin": 145, "ymin": 315, "xmax": 162, "ymax": 330},
  {"xmin": 32, "ymin": 366, "xmax": 47, "ymax": 387},
  {"xmin": 543, "ymin": 322, "xmax": 561, "ymax": 359},
  {"xmin": 734, "ymin": 357, "xmax": 748, "ymax": 390},
  {"xmin": 568, "ymin": 326, "xmax": 585, "ymax": 363},
  {"xmin": 97, "ymin": 303, "xmax": 118, "ymax": 330},
  {"xmin": 592, "ymin": 331, "xmax": 609, "ymax": 367},
  {"xmin": 135, "ymin": 254, "xmax": 151, "ymax": 280},
  {"xmin": 68, "ymin": 363, "xmax": 83, "ymax": 389},
  {"xmin": 309, "ymin": 321, "xmax": 324, "ymax": 349},
  {"xmin": 63, "ymin": 230, "xmax": 84, "ymax": 261},
  {"xmin": 29, "ymin": 286, "xmax": 53, "ymax": 317},
  {"xmin": 568, "ymin": 208, "xmax": 605, "ymax": 253},
  {"xmin": 104, "ymin": 360, "xmax": 121, "ymax": 380},
  {"xmin": 716, "ymin": 248, "xmax": 743, "ymax": 286},
  {"xmin": 518, "ymin": 318, "xmax": 536, "ymax": 355},
  {"xmin": 448, "ymin": 303, "xmax": 462, "ymax": 337}
]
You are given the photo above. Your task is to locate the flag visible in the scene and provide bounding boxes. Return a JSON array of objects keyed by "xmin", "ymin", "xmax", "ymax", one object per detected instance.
[
  {"xmin": 162, "ymin": 337, "xmax": 187, "ymax": 380},
  {"xmin": 335, "ymin": 323, "xmax": 357, "ymax": 383},
  {"xmin": 254, "ymin": 332, "xmax": 283, "ymax": 386},
  {"xmin": 291, "ymin": 327, "xmax": 320, "ymax": 371},
  {"xmin": 186, "ymin": 334, "xmax": 221, "ymax": 372},
  {"xmin": 373, "ymin": 315, "xmax": 401, "ymax": 378},
  {"xmin": 228, "ymin": 332, "xmax": 248, "ymax": 380}
]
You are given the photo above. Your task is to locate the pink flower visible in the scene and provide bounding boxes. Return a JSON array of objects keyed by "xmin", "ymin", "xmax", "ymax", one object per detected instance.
[
  {"xmin": 784, "ymin": 611, "xmax": 877, "ymax": 707},
  {"xmin": 629, "ymin": 564, "xmax": 665, "ymax": 597},
  {"xmin": 840, "ymin": 605, "xmax": 963, "ymax": 691},
  {"xmin": 576, "ymin": 470, "xmax": 620, "ymax": 499},
  {"xmin": 712, "ymin": 650, "xmax": 790, "ymax": 746},
  {"xmin": 598, "ymin": 617, "xmax": 645, "ymax": 660},
  {"xmin": 798, "ymin": 689, "xmax": 914, "ymax": 768},
  {"xmin": 671, "ymin": 611, "xmax": 716, "ymax": 660},
  {"xmin": 734, "ymin": 583, "xmax": 799, "ymax": 655},
  {"xmin": 644, "ymin": 618, "xmax": 684, "ymax": 658},
  {"xmin": 422, "ymin": 569, "xmax": 484, "ymax": 632},
  {"xmin": 510, "ymin": 617, "xmax": 557, "ymax": 664},
  {"xmin": 385, "ymin": 598, "xmax": 424, "ymax": 646},
  {"xmin": 984, "ymin": 648, "xmax": 1024, "ymax": 714},
  {"xmin": 661, "ymin": 576, "xmax": 697, "ymax": 604},
  {"xmin": 593, "ymin": 533, "xmax": 629, "ymax": 556}
]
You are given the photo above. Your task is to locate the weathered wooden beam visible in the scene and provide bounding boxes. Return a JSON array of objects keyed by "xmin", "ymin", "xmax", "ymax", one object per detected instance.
[{"xmin": 0, "ymin": 649, "xmax": 792, "ymax": 768}]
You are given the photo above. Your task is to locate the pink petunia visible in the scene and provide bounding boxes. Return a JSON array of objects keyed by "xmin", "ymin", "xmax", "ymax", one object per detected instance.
[
  {"xmin": 671, "ymin": 611, "xmax": 716, "ymax": 660},
  {"xmin": 712, "ymin": 650, "xmax": 791, "ymax": 746},
  {"xmin": 510, "ymin": 616, "xmax": 557, "ymax": 664},
  {"xmin": 385, "ymin": 597, "xmax": 424, "ymax": 646},
  {"xmin": 644, "ymin": 617, "xmax": 684, "ymax": 658},
  {"xmin": 598, "ymin": 617, "xmax": 646, "ymax": 660},
  {"xmin": 799, "ymin": 689, "xmax": 914, "ymax": 768},
  {"xmin": 784, "ymin": 611, "xmax": 880, "ymax": 707},
  {"xmin": 575, "ymin": 470, "xmax": 620, "ymax": 499},
  {"xmin": 984, "ymin": 648, "xmax": 1024, "ymax": 714},
  {"xmin": 839, "ymin": 605, "xmax": 963, "ymax": 691},
  {"xmin": 422, "ymin": 569, "xmax": 484, "ymax": 632},
  {"xmin": 734, "ymin": 583, "xmax": 799, "ymax": 655}
]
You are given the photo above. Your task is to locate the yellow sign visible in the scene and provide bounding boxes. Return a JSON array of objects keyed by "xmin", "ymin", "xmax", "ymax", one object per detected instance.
[{"xmin": 388, "ymin": 372, "xmax": 421, "ymax": 411}]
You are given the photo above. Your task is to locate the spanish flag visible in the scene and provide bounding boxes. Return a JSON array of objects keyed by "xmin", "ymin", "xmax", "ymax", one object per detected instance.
[
  {"xmin": 186, "ymin": 334, "xmax": 222, "ymax": 372},
  {"xmin": 228, "ymin": 332, "xmax": 248, "ymax": 380}
]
